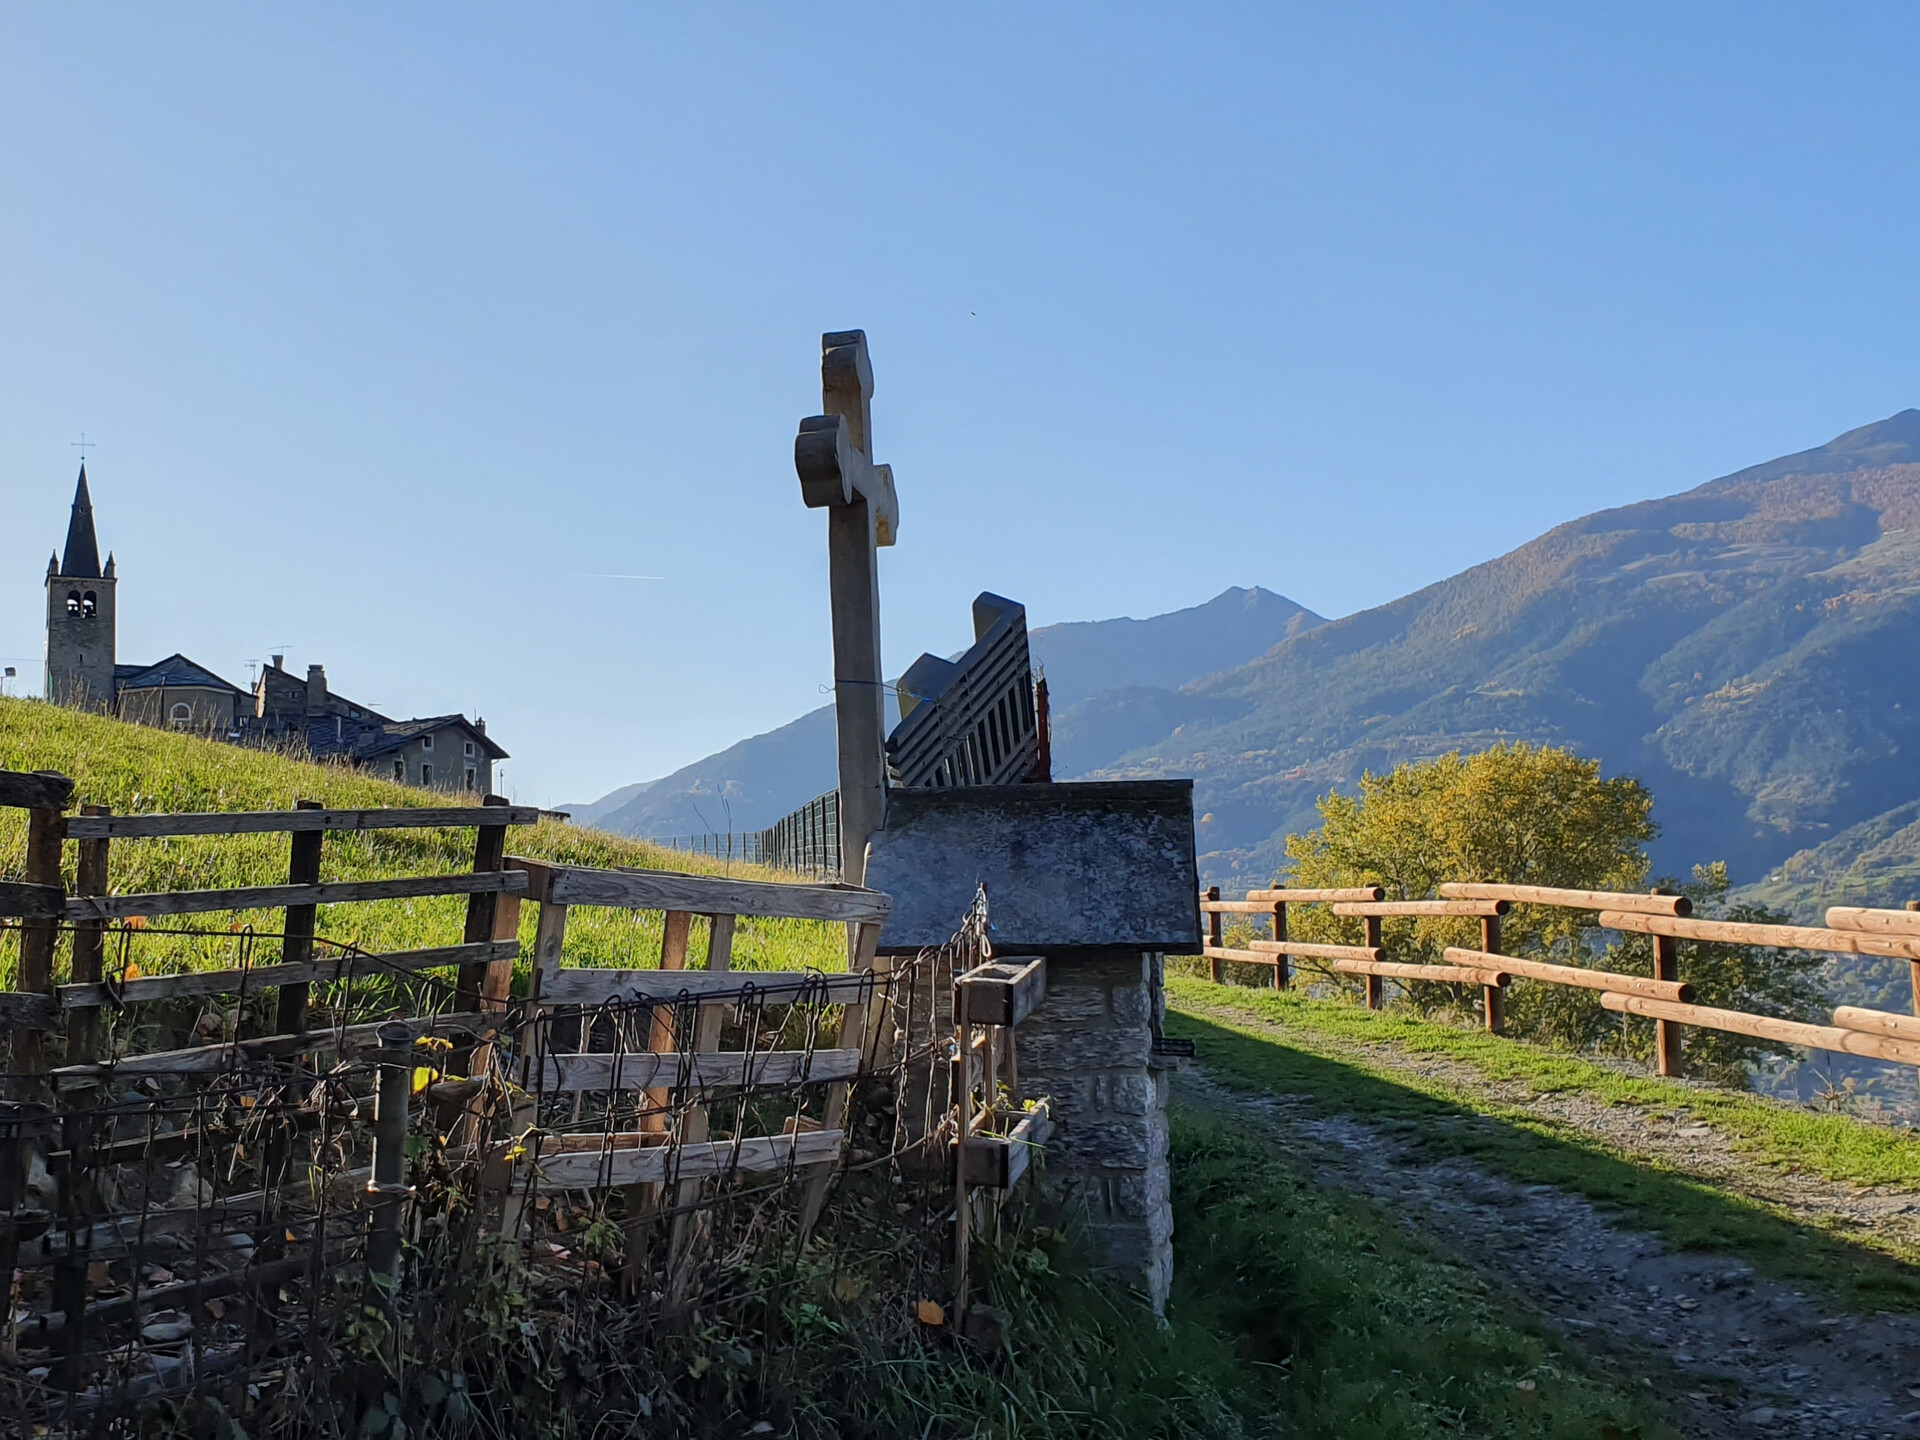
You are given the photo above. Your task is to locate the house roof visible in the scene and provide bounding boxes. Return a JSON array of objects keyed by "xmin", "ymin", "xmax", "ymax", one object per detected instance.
[
  {"xmin": 295, "ymin": 713, "xmax": 509, "ymax": 764},
  {"xmin": 115, "ymin": 653, "xmax": 247, "ymax": 696},
  {"xmin": 60, "ymin": 465, "xmax": 102, "ymax": 579}
]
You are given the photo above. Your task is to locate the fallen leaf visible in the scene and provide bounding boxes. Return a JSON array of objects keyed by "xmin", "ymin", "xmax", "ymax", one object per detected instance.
[
  {"xmin": 914, "ymin": 1299, "xmax": 945, "ymax": 1327},
  {"xmin": 1515, "ymin": 1379, "xmax": 1536, "ymax": 1392}
]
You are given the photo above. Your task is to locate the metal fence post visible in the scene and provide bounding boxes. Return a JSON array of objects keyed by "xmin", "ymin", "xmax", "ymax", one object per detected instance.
[{"xmin": 367, "ymin": 1022, "xmax": 415, "ymax": 1286}]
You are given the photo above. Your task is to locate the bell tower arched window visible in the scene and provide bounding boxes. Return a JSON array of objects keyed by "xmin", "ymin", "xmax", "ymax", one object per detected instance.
[
  {"xmin": 82, "ymin": 591, "xmax": 98, "ymax": 619},
  {"xmin": 66, "ymin": 590, "xmax": 82, "ymax": 616}
]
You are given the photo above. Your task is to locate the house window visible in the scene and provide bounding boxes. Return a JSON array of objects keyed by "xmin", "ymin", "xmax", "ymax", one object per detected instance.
[
  {"xmin": 393, "ymin": 760, "xmax": 404, "ymax": 781},
  {"xmin": 169, "ymin": 702, "xmax": 191, "ymax": 729},
  {"xmin": 420, "ymin": 762, "xmax": 433, "ymax": 786},
  {"xmin": 463, "ymin": 741, "xmax": 475, "ymax": 758},
  {"xmin": 421, "ymin": 734, "xmax": 434, "ymax": 751},
  {"xmin": 464, "ymin": 766, "xmax": 477, "ymax": 791}
]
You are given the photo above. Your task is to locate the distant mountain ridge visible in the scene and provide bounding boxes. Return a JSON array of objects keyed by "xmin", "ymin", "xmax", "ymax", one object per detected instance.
[
  {"xmin": 566, "ymin": 586, "xmax": 1323, "ymax": 838},
  {"xmin": 573, "ymin": 410, "xmax": 1920, "ymax": 913},
  {"xmin": 1087, "ymin": 409, "xmax": 1920, "ymax": 887}
]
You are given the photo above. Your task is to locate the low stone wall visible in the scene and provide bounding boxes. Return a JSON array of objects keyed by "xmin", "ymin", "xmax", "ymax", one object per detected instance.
[{"xmin": 1015, "ymin": 950, "xmax": 1173, "ymax": 1312}]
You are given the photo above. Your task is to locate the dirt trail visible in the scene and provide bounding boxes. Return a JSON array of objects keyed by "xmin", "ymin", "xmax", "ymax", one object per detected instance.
[{"xmin": 1175, "ymin": 1023, "xmax": 1920, "ymax": 1438}]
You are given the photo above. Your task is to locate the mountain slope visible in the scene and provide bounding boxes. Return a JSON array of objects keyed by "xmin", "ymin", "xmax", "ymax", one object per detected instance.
[
  {"xmin": 1091, "ymin": 410, "xmax": 1920, "ymax": 885},
  {"xmin": 581, "ymin": 586, "xmax": 1323, "ymax": 839}
]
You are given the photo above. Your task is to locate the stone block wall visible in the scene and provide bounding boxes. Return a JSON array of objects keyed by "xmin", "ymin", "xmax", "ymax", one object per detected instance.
[{"xmin": 1015, "ymin": 950, "xmax": 1173, "ymax": 1312}]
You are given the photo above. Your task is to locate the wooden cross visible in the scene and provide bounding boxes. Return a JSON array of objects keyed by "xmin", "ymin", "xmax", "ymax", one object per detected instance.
[{"xmin": 794, "ymin": 329, "xmax": 900, "ymax": 886}]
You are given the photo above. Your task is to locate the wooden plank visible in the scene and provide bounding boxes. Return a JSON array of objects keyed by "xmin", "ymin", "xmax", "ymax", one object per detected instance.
[
  {"xmin": 1243, "ymin": 886, "xmax": 1384, "ymax": 904},
  {"xmin": 0, "ymin": 993, "xmax": 61, "ymax": 1030},
  {"xmin": 1823, "ymin": 906, "xmax": 1920, "ymax": 939},
  {"xmin": 1203, "ymin": 944, "xmax": 1274, "ymax": 965},
  {"xmin": 1598, "ymin": 909, "xmax": 1920, "ymax": 959},
  {"xmin": 530, "ymin": 1128, "xmax": 843, "ymax": 1188},
  {"xmin": 50, "ymin": 1011, "xmax": 485, "ymax": 1078},
  {"xmin": 538, "ymin": 967, "xmax": 869, "ymax": 1008},
  {"xmin": 1203, "ymin": 898, "xmax": 1299, "ymax": 916},
  {"xmin": 55, "ymin": 940, "xmax": 519, "ymax": 1008},
  {"xmin": 61, "ymin": 804, "xmax": 542, "ymax": 839},
  {"xmin": 1443, "ymin": 947, "xmax": 1693, "ymax": 1002},
  {"xmin": 1600, "ymin": 993, "xmax": 1920, "ymax": 1067},
  {"xmin": 954, "ymin": 956, "xmax": 1046, "ymax": 1028},
  {"xmin": 1330, "ymin": 899, "xmax": 1509, "ymax": 918},
  {"xmin": 1438, "ymin": 883, "xmax": 1692, "ymax": 918},
  {"xmin": 1329, "ymin": 959, "xmax": 1509, "ymax": 986},
  {"xmin": 958, "ymin": 1100, "xmax": 1053, "ymax": 1189},
  {"xmin": 521, "ymin": 859, "xmax": 891, "ymax": 924},
  {"xmin": 0, "ymin": 771, "xmax": 74, "ymax": 811},
  {"xmin": 530, "ymin": 1047, "xmax": 862, "ymax": 1094},
  {"xmin": 1832, "ymin": 1006, "xmax": 1920, "ymax": 1043},
  {"xmin": 1247, "ymin": 939, "xmax": 1386, "ymax": 963},
  {"xmin": 65, "ymin": 869, "xmax": 529, "ymax": 920},
  {"xmin": 0, "ymin": 881, "xmax": 64, "ymax": 919}
]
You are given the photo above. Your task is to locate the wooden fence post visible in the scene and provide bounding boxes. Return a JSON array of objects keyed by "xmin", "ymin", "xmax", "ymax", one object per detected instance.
[
  {"xmin": 1272, "ymin": 901, "xmax": 1289, "ymax": 990},
  {"xmin": 1480, "ymin": 912, "xmax": 1505, "ymax": 1035},
  {"xmin": 274, "ymin": 800, "xmax": 325, "ymax": 1037},
  {"xmin": 1907, "ymin": 900, "xmax": 1919, "ymax": 1112},
  {"xmin": 1653, "ymin": 933, "xmax": 1684, "ymax": 1076},
  {"xmin": 1363, "ymin": 914, "xmax": 1384, "ymax": 1009},
  {"xmin": 665, "ymin": 912, "xmax": 734, "ymax": 1306},
  {"xmin": 456, "ymin": 795, "xmax": 513, "ymax": 1008},
  {"xmin": 11, "ymin": 801, "xmax": 70, "ymax": 1087},
  {"xmin": 1205, "ymin": 887, "xmax": 1223, "ymax": 982}
]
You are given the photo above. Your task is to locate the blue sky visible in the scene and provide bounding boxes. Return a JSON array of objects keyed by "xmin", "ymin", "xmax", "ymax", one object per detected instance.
[{"xmin": 3, "ymin": 5, "xmax": 1918, "ymax": 807}]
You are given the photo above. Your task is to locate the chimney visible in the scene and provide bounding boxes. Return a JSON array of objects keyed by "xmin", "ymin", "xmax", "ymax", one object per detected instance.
[
  {"xmin": 475, "ymin": 716, "xmax": 486, "ymax": 736},
  {"xmin": 270, "ymin": 653, "xmax": 284, "ymax": 672},
  {"xmin": 306, "ymin": 664, "xmax": 327, "ymax": 715}
]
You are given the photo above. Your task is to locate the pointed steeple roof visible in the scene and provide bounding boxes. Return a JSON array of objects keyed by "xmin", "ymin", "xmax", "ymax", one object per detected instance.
[{"xmin": 60, "ymin": 464, "xmax": 102, "ymax": 578}]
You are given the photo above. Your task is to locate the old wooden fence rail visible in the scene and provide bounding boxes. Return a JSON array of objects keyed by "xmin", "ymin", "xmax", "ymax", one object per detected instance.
[
  {"xmin": 1200, "ymin": 880, "xmax": 1920, "ymax": 1079},
  {"xmin": 0, "ymin": 767, "xmax": 949, "ymax": 1421}
]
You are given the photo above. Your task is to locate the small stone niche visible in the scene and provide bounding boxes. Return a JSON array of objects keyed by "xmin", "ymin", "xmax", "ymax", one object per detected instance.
[{"xmin": 864, "ymin": 781, "xmax": 1200, "ymax": 1312}]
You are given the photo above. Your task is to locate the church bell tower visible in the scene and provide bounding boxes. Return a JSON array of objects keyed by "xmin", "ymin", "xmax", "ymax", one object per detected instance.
[{"xmin": 45, "ymin": 464, "xmax": 117, "ymax": 711}]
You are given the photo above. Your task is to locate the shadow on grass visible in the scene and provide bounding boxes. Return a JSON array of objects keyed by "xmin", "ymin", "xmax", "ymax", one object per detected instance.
[{"xmin": 1168, "ymin": 1007, "xmax": 1920, "ymax": 1313}]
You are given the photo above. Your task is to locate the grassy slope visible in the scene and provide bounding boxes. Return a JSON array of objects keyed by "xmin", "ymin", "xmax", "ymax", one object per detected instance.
[
  {"xmin": 1170, "ymin": 976, "xmax": 1920, "ymax": 1312},
  {"xmin": 0, "ymin": 698, "xmax": 845, "ymax": 990}
]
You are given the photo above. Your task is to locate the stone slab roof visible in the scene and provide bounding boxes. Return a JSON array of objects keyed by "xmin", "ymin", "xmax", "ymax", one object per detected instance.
[
  {"xmin": 115, "ymin": 653, "xmax": 247, "ymax": 695},
  {"xmin": 864, "ymin": 780, "xmax": 1200, "ymax": 955}
]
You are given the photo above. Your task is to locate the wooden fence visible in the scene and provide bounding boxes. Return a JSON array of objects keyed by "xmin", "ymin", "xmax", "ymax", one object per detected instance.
[
  {"xmin": 1201, "ymin": 880, "xmax": 1920, "ymax": 1079},
  {"xmin": 0, "ymin": 767, "xmax": 1044, "ymax": 1423}
]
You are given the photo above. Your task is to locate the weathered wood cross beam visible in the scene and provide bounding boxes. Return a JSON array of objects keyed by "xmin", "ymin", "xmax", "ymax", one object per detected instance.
[{"xmin": 793, "ymin": 329, "xmax": 899, "ymax": 887}]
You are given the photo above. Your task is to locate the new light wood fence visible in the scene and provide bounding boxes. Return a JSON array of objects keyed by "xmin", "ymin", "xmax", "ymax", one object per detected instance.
[{"xmin": 1201, "ymin": 880, "xmax": 1920, "ymax": 1080}]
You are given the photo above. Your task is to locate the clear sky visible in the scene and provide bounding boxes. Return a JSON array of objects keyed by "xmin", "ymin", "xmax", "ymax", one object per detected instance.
[{"xmin": 4, "ymin": 6, "xmax": 1918, "ymax": 807}]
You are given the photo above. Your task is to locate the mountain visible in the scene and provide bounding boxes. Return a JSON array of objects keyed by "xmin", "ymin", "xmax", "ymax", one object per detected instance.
[
  {"xmin": 1085, "ymin": 410, "xmax": 1920, "ymax": 886},
  {"xmin": 574, "ymin": 586, "xmax": 1323, "ymax": 840}
]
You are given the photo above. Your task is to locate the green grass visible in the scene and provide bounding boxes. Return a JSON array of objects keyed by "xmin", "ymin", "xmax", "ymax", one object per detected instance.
[
  {"xmin": 1170, "ymin": 976, "xmax": 1920, "ymax": 1311},
  {"xmin": 0, "ymin": 698, "xmax": 846, "ymax": 993},
  {"xmin": 758, "ymin": 1111, "xmax": 1669, "ymax": 1439}
]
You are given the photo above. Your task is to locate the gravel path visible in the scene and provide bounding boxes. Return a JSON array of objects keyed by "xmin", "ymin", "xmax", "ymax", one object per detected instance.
[{"xmin": 1175, "ymin": 1008, "xmax": 1920, "ymax": 1438}]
